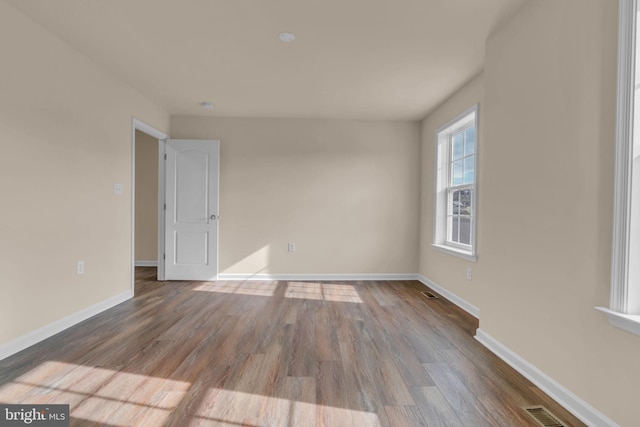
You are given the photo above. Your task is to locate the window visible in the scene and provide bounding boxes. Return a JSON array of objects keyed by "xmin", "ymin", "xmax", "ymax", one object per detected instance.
[
  {"xmin": 597, "ymin": 0, "xmax": 640, "ymax": 336},
  {"xmin": 433, "ymin": 105, "xmax": 478, "ymax": 261}
]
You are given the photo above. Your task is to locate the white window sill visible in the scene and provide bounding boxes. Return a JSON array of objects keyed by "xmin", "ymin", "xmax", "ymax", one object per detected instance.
[
  {"xmin": 431, "ymin": 244, "xmax": 477, "ymax": 262},
  {"xmin": 595, "ymin": 307, "xmax": 640, "ymax": 336}
]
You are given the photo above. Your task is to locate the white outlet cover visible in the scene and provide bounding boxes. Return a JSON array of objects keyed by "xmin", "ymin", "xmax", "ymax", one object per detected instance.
[{"xmin": 114, "ymin": 183, "xmax": 123, "ymax": 195}]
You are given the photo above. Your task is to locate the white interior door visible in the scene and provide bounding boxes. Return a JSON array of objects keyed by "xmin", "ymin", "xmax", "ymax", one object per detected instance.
[{"xmin": 164, "ymin": 139, "xmax": 219, "ymax": 281}]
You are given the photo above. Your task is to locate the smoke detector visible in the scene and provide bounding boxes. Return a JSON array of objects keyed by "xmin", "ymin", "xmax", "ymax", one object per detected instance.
[{"xmin": 278, "ymin": 32, "xmax": 295, "ymax": 42}]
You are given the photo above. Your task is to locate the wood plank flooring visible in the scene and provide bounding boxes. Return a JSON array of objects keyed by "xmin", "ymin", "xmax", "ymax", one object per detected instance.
[{"xmin": 0, "ymin": 268, "xmax": 585, "ymax": 426}]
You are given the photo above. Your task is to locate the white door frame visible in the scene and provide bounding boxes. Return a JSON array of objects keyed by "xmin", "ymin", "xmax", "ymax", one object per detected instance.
[{"xmin": 131, "ymin": 117, "xmax": 168, "ymax": 292}]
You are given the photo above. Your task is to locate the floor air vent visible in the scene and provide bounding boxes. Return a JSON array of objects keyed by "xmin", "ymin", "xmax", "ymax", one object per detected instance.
[
  {"xmin": 522, "ymin": 406, "xmax": 565, "ymax": 427},
  {"xmin": 421, "ymin": 291, "xmax": 439, "ymax": 299}
]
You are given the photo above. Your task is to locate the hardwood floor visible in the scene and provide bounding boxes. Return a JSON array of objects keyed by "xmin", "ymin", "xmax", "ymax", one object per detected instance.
[{"xmin": 0, "ymin": 268, "xmax": 585, "ymax": 426}]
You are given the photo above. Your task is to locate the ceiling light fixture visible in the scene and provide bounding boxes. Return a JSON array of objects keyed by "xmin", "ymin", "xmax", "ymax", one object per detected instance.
[
  {"xmin": 278, "ymin": 32, "xmax": 295, "ymax": 42},
  {"xmin": 201, "ymin": 101, "xmax": 214, "ymax": 110}
]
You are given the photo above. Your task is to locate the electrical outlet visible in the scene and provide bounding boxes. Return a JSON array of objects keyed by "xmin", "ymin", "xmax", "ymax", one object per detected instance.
[
  {"xmin": 466, "ymin": 267, "xmax": 472, "ymax": 281},
  {"xmin": 288, "ymin": 243, "xmax": 295, "ymax": 252},
  {"xmin": 77, "ymin": 261, "xmax": 85, "ymax": 275},
  {"xmin": 114, "ymin": 183, "xmax": 123, "ymax": 195}
]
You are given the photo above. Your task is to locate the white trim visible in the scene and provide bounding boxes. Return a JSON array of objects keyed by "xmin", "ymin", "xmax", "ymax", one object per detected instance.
[
  {"xmin": 157, "ymin": 139, "xmax": 166, "ymax": 281},
  {"xmin": 595, "ymin": 306, "xmax": 640, "ymax": 336},
  {"xmin": 431, "ymin": 244, "xmax": 477, "ymax": 262},
  {"xmin": 0, "ymin": 291, "xmax": 132, "ymax": 362},
  {"xmin": 474, "ymin": 329, "xmax": 618, "ymax": 427},
  {"xmin": 610, "ymin": 0, "xmax": 636, "ymax": 314},
  {"xmin": 131, "ymin": 117, "xmax": 168, "ymax": 286},
  {"xmin": 217, "ymin": 273, "xmax": 417, "ymax": 282},
  {"xmin": 132, "ymin": 117, "xmax": 168, "ymax": 141},
  {"xmin": 135, "ymin": 260, "xmax": 158, "ymax": 267},
  {"xmin": 416, "ymin": 275, "xmax": 479, "ymax": 318}
]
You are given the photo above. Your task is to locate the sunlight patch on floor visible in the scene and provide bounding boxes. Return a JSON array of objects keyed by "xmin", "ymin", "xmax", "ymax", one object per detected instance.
[
  {"xmin": 0, "ymin": 361, "xmax": 190, "ymax": 426},
  {"xmin": 193, "ymin": 281, "xmax": 278, "ymax": 297},
  {"xmin": 193, "ymin": 388, "xmax": 380, "ymax": 426},
  {"xmin": 0, "ymin": 362, "xmax": 383, "ymax": 426},
  {"xmin": 285, "ymin": 282, "xmax": 363, "ymax": 303}
]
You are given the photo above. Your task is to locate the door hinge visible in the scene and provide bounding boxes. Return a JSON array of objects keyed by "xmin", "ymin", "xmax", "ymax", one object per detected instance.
[
  {"xmin": 164, "ymin": 153, "xmax": 167, "ymax": 160},
  {"xmin": 163, "ymin": 253, "xmax": 166, "ymax": 260},
  {"xmin": 164, "ymin": 203, "xmax": 166, "ymax": 210}
]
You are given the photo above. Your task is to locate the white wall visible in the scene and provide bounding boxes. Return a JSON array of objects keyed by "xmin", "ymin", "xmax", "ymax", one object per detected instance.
[
  {"xmin": 0, "ymin": 1, "xmax": 169, "ymax": 346},
  {"xmin": 170, "ymin": 116, "xmax": 421, "ymax": 276}
]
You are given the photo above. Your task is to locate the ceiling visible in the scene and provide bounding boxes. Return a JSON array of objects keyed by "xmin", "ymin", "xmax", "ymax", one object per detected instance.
[{"xmin": 6, "ymin": 0, "xmax": 527, "ymax": 121}]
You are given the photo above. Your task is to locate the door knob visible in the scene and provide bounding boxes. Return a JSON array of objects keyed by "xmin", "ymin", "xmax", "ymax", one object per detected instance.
[{"xmin": 210, "ymin": 214, "xmax": 217, "ymax": 220}]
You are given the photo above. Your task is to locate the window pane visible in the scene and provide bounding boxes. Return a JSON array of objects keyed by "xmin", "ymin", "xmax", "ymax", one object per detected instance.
[
  {"xmin": 464, "ymin": 127, "xmax": 475, "ymax": 156},
  {"xmin": 452, "ymin": 133, "xmax": 464, "ymax": 160},
  {"xmin": 459, "ymin": 216, "xmax": 471, "ymax": 245},
  {"xmin": 452, "ymin": 160, "xmax": 463, "ymax": 185},
  {"xmin": 463, "ymin": 156, "xmax": 475, "ymax": 184},
  {"xmin": 451, "ymin": 216, "xmax": 459, "ymax": 243},
  {"xmin": 460, "ymin": 189, "xmax": 472, "ymax": 215},
  {"xmin": 451, "ymin": 190, "xmax": 460, "ymax": 215}
]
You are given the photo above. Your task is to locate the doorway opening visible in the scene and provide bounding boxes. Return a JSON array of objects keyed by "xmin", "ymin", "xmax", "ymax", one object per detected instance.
[
  {"xmin": 131, "ymin": 118, "xmax": 167, "ymax": 294},
  {"xmin": 134, "ymin": 129, "xmax": 159, "ymax": 271}
]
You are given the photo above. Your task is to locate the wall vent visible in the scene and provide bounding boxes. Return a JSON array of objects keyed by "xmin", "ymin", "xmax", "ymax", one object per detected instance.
[
  {"xmin": 522, "ymin": 406, "xmax": 565, "ymax": 427},
  {"xmin": 421, "ymin": 291, "xmax": 439, "ymax": 299}
]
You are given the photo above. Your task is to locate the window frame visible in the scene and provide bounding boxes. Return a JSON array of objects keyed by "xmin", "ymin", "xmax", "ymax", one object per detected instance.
[
  {"xmin": 432, "ymin": 104, "xmax": 478, "ymax": 261},
  {"xmin": 596, "ymin": 0, "xmax": 640, "ymax": 336}
]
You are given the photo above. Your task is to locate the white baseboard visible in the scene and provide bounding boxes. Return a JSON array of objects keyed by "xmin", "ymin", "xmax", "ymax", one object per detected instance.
[
  {"xmin": 0, "ymin": 290, "xmax": 133, "ymax": 362},
  {"xmin": 416, "ymin": 275, "xmax": 479, "ymax": 318},
  {"xmin": 217, "ymin": 273, "xmax": 416, "ymax": 281},
  {"xmin": 475, "ymin": 329, "xmax": 618, "ymax": 427},
  {"xmin": 135, "ymin": 260, "xmax": 157, "ymax": 267}
]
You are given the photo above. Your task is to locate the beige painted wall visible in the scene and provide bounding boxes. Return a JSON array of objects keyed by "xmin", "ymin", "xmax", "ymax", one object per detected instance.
[
  {"xmin": 134, "ymin": 130, "xmax": 159, "ymax": 262},
  {"xmin": 419, "ymin": 73, "xmax": 484, "ymax": 306},
  {"xmin": 421, "ymin": 1, "xmax": 639, "ymax": 425},
  {"xmin": 0, "ymin": 1, "xmax": 169, "ymax": 345},
  {"xmin": 170, "ymin": 117, "xmax": 421, "ymax": 275}
]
